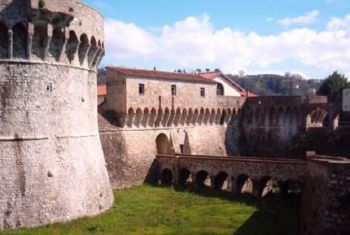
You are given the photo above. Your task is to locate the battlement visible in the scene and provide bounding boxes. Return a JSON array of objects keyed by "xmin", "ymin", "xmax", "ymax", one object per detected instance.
[{"xmin": 0, "ymin": 0, "xmax": 104, "ymax": 70}]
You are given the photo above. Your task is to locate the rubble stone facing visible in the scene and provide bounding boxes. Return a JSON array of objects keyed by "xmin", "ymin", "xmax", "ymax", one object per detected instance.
[
  {"xmin": 301, "ymin": 158, "xmax": 350, "ymax": 235},
  {"xmin": 0, "ymin": 0, "xmax": 113, "ymax": 230}
]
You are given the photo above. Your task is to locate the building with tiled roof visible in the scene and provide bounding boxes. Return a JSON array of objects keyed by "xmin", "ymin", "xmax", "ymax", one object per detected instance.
[{"xmin": 199, "ymin": 71, "xmax": 257, "ymax": 97}]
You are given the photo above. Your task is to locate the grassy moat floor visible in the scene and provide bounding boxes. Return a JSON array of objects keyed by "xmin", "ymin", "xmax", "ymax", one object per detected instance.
[{"xmin": 1, "ymin": 185, "xmax": 300, "ymax": 235}]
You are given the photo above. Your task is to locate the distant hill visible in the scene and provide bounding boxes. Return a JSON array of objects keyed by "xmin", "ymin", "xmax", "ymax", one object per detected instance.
[{"xmin": 227, "ymin": 74, "xmax": 323, "ymax": 96}]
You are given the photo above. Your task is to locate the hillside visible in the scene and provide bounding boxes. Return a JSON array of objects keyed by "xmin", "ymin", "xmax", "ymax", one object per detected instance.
[{"xmin": 227, "ymin": 74, "xmax": 323, "ymax": 96}]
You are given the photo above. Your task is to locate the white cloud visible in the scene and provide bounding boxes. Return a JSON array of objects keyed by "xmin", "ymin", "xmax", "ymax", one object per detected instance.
[
  {"xmin": 276, "ymin": 10, "xmax": 320, "ymax": 27},
  {"xmin": 104, "ymin": 14, "xmax": 350, "ymax": 78}
]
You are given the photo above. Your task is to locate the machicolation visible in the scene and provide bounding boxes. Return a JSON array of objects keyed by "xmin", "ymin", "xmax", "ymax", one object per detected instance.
[{"xmin": 0, "ymin": 0, "xmax": 113, "ymax": 230}]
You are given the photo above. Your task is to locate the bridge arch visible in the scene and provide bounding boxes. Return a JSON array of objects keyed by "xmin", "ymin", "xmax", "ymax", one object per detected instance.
[
  {"xmin": 178, "ymin": 168, "xmax": 192, "ymax": 186},
  {"xmin": 281, "ymin": 178, "xmax": 304, "ymax": 197},
  {"xmin": 236, "ymin": 174, "xmax": 253, "ymax": 194},
  {"xmin": 259, "ymin": 176, "xmax": 274, "ymax": 197},
  {"xmin": 161, "ymin": 168, "xmax": 173, "ymax": 186},
  {"xmin": 196, "ymin": 170, "xmax": 210, "ymax": 187},
  {"xmin": 214, "ymin": 171, "xmax": 229, "ymax": 190}
]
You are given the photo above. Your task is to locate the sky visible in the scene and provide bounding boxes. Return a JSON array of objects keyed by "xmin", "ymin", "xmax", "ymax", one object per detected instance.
[{"xmin": 83, "ymin": 0, "xmax": 350, "ymax": 79}]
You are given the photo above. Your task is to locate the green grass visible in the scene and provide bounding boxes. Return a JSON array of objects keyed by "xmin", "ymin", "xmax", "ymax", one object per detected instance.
[{"xmin": 0, "ymin": 185, "xmax": 300, "ymax": 235}]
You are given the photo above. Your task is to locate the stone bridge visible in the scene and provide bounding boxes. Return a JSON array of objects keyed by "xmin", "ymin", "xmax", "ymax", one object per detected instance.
[{"xmin": 156, "ymin": 154, "xmax": 307, "ymax": 197}]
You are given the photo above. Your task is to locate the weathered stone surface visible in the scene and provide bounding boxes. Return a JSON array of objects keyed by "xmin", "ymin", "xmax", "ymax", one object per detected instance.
[
  {"xmin": 301, "ymin": 158, "xmax": 350, "ymax": 235},
  {"xmin": 0, "ymin": 0, "xmax": 113, "ymax": 230}
]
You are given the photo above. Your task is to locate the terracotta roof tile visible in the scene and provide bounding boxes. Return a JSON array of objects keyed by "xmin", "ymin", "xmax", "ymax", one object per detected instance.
[
  {"xmin": 240, "ymin": 91, "xmax": 258, "ymax": 97},
  {"xmin": 199, "ymin": 72, "xmax": 221, "ymax": 80},
  {"xmin": 97, "ymin": 85, "xmax": 107, "ymax": 96},
  {"xmin": 200, "ymin": 72, "xmax": 247, "ymax": 94},
  {"xmin": 107, "ymin": 67, "xmax": 217, "ymax": 84}
]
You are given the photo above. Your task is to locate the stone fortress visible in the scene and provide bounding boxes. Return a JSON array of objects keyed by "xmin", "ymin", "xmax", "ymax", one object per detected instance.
[
  {"xmin": 0, "ymin": 1, "xmax": 349, "ymax": 235},
  {"xmin": 98, "ymin": 66, "xmax": 350, "ymax": 235},
  {"xmin": 0, "ymin": 0, "xmax": 113, "ymax": 230}
]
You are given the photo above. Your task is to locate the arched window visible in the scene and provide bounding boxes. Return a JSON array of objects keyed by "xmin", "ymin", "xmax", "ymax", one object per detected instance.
[{"xmin": 217, "ymin": 83, "xmax": 224, "ymax": 96}]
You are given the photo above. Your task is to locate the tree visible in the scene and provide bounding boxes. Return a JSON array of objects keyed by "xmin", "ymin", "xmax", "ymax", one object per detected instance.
[{"xmin": 317, "ymin": 71, "xmax": 350, "ymax": 102}]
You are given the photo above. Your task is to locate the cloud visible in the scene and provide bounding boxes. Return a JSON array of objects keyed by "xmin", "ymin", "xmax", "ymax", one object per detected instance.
[
  {"xmin": 276, "ymin": 10, "xmax": 320, "ymax": 27},
  {"xmin": 104, "ymin": 14, "xmax": 350, "ymax": 78}
]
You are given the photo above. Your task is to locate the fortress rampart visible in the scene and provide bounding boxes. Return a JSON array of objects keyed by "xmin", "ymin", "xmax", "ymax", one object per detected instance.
[{"xmin": 0, "ymin": 0, "xmax": 112, "ymax": 230}]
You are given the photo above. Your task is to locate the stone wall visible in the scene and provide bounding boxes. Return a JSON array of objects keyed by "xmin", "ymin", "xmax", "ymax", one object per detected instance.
[
  {"xmin": 239, "ymin": 96, "xmax": 328, "ymax": 157},
  {"xmin": 99, "ymin": 113, "xmax": 232, "ymax": 188},
  {"xmin": 0, "ymin": 0, "xmax": 113, "ymax": 230},
  {"xmin": 156, "ymin": 154, "xmax": 307, "ymax": 196},
  {"xmin": 301, "ymin": 157, "xmax": 350, "ymax": 235}
]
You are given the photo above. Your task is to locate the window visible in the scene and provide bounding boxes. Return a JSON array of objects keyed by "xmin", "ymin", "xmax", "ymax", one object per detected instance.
[
  {"xmin": 217, "ymin": 83, "xmax": 224, "ymax": 96},
  {"xmin": 171, "ymin": 85, "xmax": 176, "ymax": 96},
  {"xmin": 46, "ymin": 83, "xmax": 53, "ymax": 92},
  {"xmin": 200, "ymin": 87, "xmax": 205, "ymax": 97},
  {"xmin": 139, "ymin": 83, "xmax": 145, "ymax": 95}
]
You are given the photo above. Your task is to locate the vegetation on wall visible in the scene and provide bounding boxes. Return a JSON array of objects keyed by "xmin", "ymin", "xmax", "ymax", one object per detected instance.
[{"xmin": 38, "ymin": 0, "xmax": 45, "ymax": 9}]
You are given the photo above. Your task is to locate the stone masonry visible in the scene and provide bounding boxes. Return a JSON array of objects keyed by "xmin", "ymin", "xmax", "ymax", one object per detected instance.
[{"xmin": 0, "ymin": 0, "xmax": 113, "ymax": 230}]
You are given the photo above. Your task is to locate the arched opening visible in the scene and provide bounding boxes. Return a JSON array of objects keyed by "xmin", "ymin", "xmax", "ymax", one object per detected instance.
[
  {"xmin": 286, "ymin": 107, "xmax": 293, "ymax": 124},
  {"xmin": 88, "ymin": 36, "xmax": 97, "ymax": 65},
  {"xmin": 191, "ymin": 109, "xmax": 199, "ymax": 125},
  {"xmin": 225, "ymin": 109, "xmax": 232, "ymax": 124},
  {"xmin": 217, "ymin": 83, "xmax": 224, "ymax": 96},
  {"xmin": 0, "ymin": 22, "xmax": 8, "ymax": 59},
  {"xmin": 278, "ymin": 107, "xmax": 284, "ymax": 125},
  {"xmin": 126, "ymin": 107, "xmax": 135, "ymax": 127},
  {"xmin": 198, "ymin": 108, "xmax": 205, "ymax": 124},
  {"xmin": 156, "ymin": 133, "xmax": 170, "ymax": 155},
  {"xmin": 256, "ymin": 108, "xmax": 264, "ymax": 126},
  {"xmin": 65, "ymin": 31, "xmax": 78, "ymax": 63},
  {"xmin": 196, "ymin": 170, "xmax": 210, "ymax": 187},
  {"xmin": 209, "ymin": 109, "xmax": 216, "ymax": 124},
  {"xmin": 214, "ymin": 172, "xmax": 229, "ymax": 190},
  {"xmin": 161, "ymin": 168, "xmax": 173, "ymax": 186},
  {"xmin": 236, "ymin": 174, "xmax": 253, "ymax": 194},
  {"xmin": 155, "ymin": 108, "xmax": 163, "ymax": 127},
  {"xmin": 270, "ymin": 107, "xmax": 276, "ymax": 125},
  {"xmin": 281, "ymin": 179, "xmax": 304, "ymax": 198},
  {"xmin": 167, "ymin": 109, "xmax": 176, "ymax": 127},
  {"xmin": 32, "ymin": 24, "xmax": 48, "ymax": 60},
  {"xmin": 216, "ymin": 109, "xmax": 222, "ymax": 124},
  {"xmin": 174, "ymin": 108, "xmax": 181, "ymax": 126},
  {"xmin": 78, "ymin": 34, "xmax": 89, "ymax": 65},
  {"xmin": 186, "ymin": 108, "xmax": 194, "ymax": 125},
  {"xmin": 141, "ymin": 108, "xmax": 149, "ymax": 127},
  {"xmin": 161, "ymin": 108, "xmax": 170, "ymax": 127},
  {"xmin": 12, "ymin": 23, "xmax": 27, "ymax": 59},
  {"xmin": 220, "ymin": 109, "xmax": 226, "ymax": 125},
  {"xmin": 178, "ymin": 168, "xmax": 191, "ymax": 186},
  {"xmin": 180, "ymin": 109, "xmax": 187, "ymax": 126},
  {"xmin": 49, "ymin": 27, "xmax": 65, "ymax": 61},
  {"xmin": 259, "ymin": 176, "xmax": 273, "ymax": 197},
  {"xmin": 148, "ymin": 108, "xmax": 157, "ymax": 127},
  {"xmin": 135, "ymin": 108, "xmax": 142, "ymax": 127},
  {"xmin": 203, "ymin": 108, "xmax": 211, "ymax": 124}
]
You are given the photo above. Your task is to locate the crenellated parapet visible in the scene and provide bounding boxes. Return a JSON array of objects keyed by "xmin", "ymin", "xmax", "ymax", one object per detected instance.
[{"xmin": 0, "ymin": 0, "xmax": 104, "ymax": 70}]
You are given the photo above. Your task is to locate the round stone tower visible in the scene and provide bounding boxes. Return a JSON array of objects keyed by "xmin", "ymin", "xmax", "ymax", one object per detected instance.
[{"xmin": 0, "ymin": 0, "xmax": 113, "ymax": 229}]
